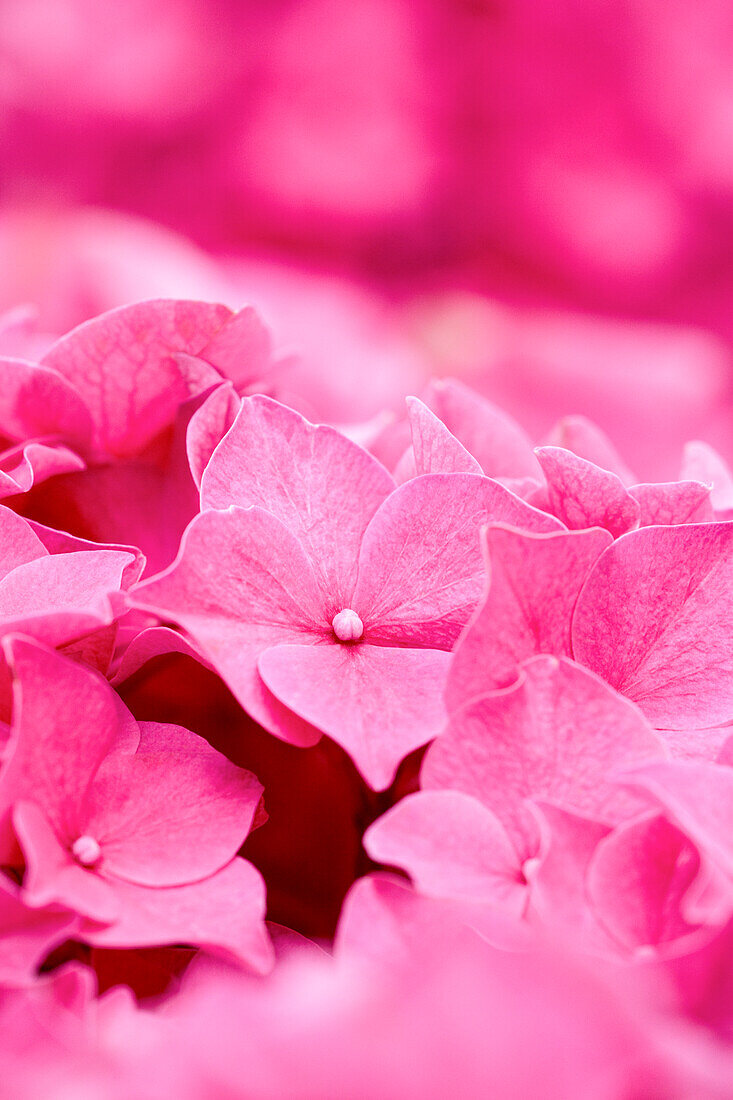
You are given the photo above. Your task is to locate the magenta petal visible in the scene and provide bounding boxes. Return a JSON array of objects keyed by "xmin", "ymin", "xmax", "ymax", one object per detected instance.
[
  {"xmin": 364, "ymin": 790, "xmax": 526, "ymax": 915},
  {"xmin": 0, "ymin": 639, "xmax": 139, "ymax": 857},
  {"xmin": 405, "ymin": 396, "xmax": 482, "ymax": 476},
  {"xmin": 586, "ymin": 814, "xmax": 701, "ymax": 951},
  {"xmin": 86, "ymin": 722, "xmax": 263, "ymax": 887},
  {"xmin": 354, "ymin": 473, "xmax": 562, "ymax": 649},
  {"xmin": 424, "ymin": 656, "xmax": 665, "ymax": 859},
  {"xmin": 573, "ymin": 523, "xmax": 733, "ymax": 728},
  {"xmin": 447, "ymin": 524, "xmax": 612, "ymax": 707},
  {"xmin": 259, "ymin": 642, "xmax": 451, "ymax": 790},
  {"xmin": 201, "ymin": 395, "xmax": 395, "ymax": 599},
  {"xmin": 41, "ymin": 299, "xmax": 232, "ymax": 457},
  {"xmin": 82, "ymin": 859, "xmax": 273, "ymax": 974},
  {"xmin": 132, "ymin": 506, "xmax": 324, "ymax": 746},
  {"xmin": 535, "ymin": 446, "xmax": 640, "ymax": 537},
  {"xmin": 15, "ymin": 802, "xmax": 119, "ymax": 924}
]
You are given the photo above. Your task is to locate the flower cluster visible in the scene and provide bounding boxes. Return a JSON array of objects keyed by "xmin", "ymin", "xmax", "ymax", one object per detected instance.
[{"xmin": 2, "ymin": 296, "xmax": 733, "ymax": 1096}]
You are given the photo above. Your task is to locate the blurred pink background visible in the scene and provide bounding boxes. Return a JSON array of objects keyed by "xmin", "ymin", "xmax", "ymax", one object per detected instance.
[{"xmin": 3, "ymin": 0, "xmax": 733, "ymax": 476}]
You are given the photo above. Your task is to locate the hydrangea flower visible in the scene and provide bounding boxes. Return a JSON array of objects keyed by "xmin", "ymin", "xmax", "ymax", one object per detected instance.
[
  {"xmin": 134, "ymin": 394, "xmax": 560, "ymax": 788},
  {"xmin": 0, "ymin": 638, "xmax": 272, "ymax": 972}
]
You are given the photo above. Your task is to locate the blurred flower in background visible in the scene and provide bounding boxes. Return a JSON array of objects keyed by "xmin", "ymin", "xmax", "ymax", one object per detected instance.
[{"xmin": 2, "ymin": 0, "xmax": 733, "ymax": 477}]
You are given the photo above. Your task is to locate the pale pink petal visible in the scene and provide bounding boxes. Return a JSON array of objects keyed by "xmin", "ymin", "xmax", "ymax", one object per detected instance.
[
  {"xmin": 681, "ymin": 442, "xmax": 733, "ymax": 518},
  {"xmin": 82, "ymin": 859, "xmax": 273, "ymax": 974},
  {"xmin": 535, "ymin": 447, "xmax": 639, "ymax": 538},
  {"xmin": 423, "ymin": 379, "xmax": 540, "ymax": 480},
  {"xmin": 587, "ymin": 814, "xmax": 701, "ymax": 951},
  {"xmin": 200, "ymin": 395, "xmax": 395, "ymax": 601},
  {"xmin": 364, "ymin": 790, "xmax": 526, "ymax": 914},
  {"xmin": 424, "ymin": 656, "xmax": 665, "ymax": 859},
  {"xmin": 41, "ymin": 299, "xmax": 232, "ymax": 457},
  {"xmin": 132, "ymin": 506, "xmax": 324, "ymax": 746},
  {"xmin": 15, "ymin": 801, "xmax": 119, "ymax": 924},
  {"xmin": 629, "ymin": 481, "xmax": 713, "ymax": 526},
  {"xmin": 405, "ymin": 396, "xmax": 482, "ymax": 476},
  {"xmin": 0, "ymin": 639, "xmax": 139, "ymax": 857},
  {"xmin": 661, "ymin": 726, "xmax": 733, "ymax": 762},
  {"xmin": 353, "ymin": 474, "xmax": 562, "ymax": 649},
  {"xmin": 572, "ymin": 523, "xmax": 733, "ymax": 728},
  {"xmin": 85, "ymin": 722, "xmax": 263, "ymax": 887},
  {"xmin": 258, "ymin": 642, "xmax": 450, "ymax": 789},
  {"xmin": 446, "ymin": 524, "xmax": 612, "ymax": 708}
]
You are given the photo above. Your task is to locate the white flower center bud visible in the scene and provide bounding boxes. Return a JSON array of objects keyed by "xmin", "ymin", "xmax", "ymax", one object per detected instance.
[
  {"xmin": 72, "ymin": 835, "xmax": 102, "ymax": 867},
  {"xmin": 331, "ymin": 608, "xmax": 364, "ymax": 643}
]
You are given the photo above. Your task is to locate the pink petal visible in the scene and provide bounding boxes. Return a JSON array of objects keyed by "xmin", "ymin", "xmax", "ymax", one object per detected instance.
[
  {"xmin": 446, "ymin": 524, "xmax": 612, "ymax": 707},
  {"xmin": 110, "ymin": 626, "xmax": 206, "ymax": 686},
  {"xmin": 0, "ymin": 873, "xmax": 77, "ymax": 982},
  {"xmin": 15, "ymin": 801, "xmax": 119, "ymax": 924},
  {"xmin": 0, "ymin": 507, "xmax": 47, "ymax": 574},
  {"xmin": 544, "ymin": 416, "xmax": 635, "ymax": 486},
  {"xmin": 258, "ymin": 642, "xmax": 451, "ymax": 790},
  {"xmin": 0, "ymin": 550, "xmax": 136, "ymax": 646},
  {"xmin": 587, "ymin": 814, "xmax": 701, "ymax": 951},
  {"xmin": 0, "ymin": 440, "xmax": 85, "ymax": 498},
  {"xmin": 85, "ymin": 722, "xmax": 263, "ymax": 888},
  {"xmin": 572, "ymin": 523, "xmax": 733, "ymax": 728},
  {"xmin": 622, "ymin": 759, "xmax": 733, "ymax": 879},
  {"xmin": 186, "ymin": 382, "xmax": 240, "ymax": 489},
  {"xmin": 0, "ymin": 356, "xmax": 92, "ymax": 447},
  {"xmin": 423, "ymin": 379, "xmax": 540, "ymax": 480},
  {"xmin": 629, "ymin": 481, "xmax": 713, "ymax": 526},
  {"xmin": 424, "ymin": 656, "xmax": 665, "ymax": 859},
  {"xmin": 82, "ymin": 859, "xmax": 273, "ymax": 974},
  {"xmin": 197, "ymin": 306, "xmax": 273, "ymax": 391},
  {"xmin": 200, "ymin": 395, "xmax": 395, "ymax": 601},
  {"xmin": 527, "ymin": 803, "xmax": 614, "ymax": 951},
  {"xmin": 364, "ymin": 790, "xmax": 526, "ymax": 915},
  {"xmin": 41, "ymin": 299, "xmax": 232, "ymax": 457},
  {"xmin": 353, "ymin": 474, "xmax": 562, "ymax": 649},
  {"xmin": 535, "ymin": 446, "xmax": 640, "ymax": 538},
  {"xmin": 405, "ymin": 396, "xmax": 482, "ymax": 476},
  {"xmin": 132, "ymin": 506, "xmax": 324, "ymax": 747},
  {"xmin": 0, "ymin": 639, "xmax": 139, "ymax": 858}
]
